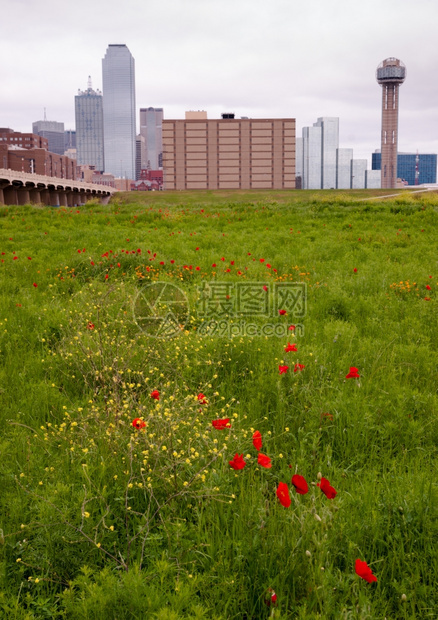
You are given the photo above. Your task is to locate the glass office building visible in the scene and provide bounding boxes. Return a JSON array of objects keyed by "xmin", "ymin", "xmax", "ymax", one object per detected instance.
[
  {"xmin": 75, "ymin": 80, "xmax": 104, "ymax": 171},
  {"xmin": 32, "ymin": 120, "xmax": 65, "ymax": 155},
  {"xmin": 372, "ymin": 152, "xmax": 437, "ymax": 185},
  {"xmin": 139, "ymin": 107, "xmax": 163, "ymax": 170},
  {"xmin": 102, "ymin": 44, "xmax": 136, "ymax": 180}
]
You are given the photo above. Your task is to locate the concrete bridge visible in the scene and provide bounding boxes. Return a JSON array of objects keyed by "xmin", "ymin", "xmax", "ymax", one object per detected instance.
[{"xmin": 0, "ymin": 169, "xmax": 117, "ymax": 206}]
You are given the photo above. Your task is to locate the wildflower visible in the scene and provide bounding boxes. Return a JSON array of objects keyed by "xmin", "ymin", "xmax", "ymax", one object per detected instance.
[
  {"xmin": 285, "ymin": 343, "xmax": 297, "ymax": 352},
  {"xmin": 346, "ymin": 366, "xmax": 360, "ymax": 379},
  {"xmin": 150, "ymin": 390, "xmax": 160, "ymax": 400},
  {"xmin": 252, "ymin": 430, "xmax": 262, "ymax": 451},
  {"xmin": 258, "ymin": 453, "xmax": 272, "ymax": 468},
  {"xmin": 279, "ymin": 365, "xmax": 289, "ymax": 375},
  {"xmin": 132, "ymin": 418, "xmax": 146, "ymax": 429},
  {"xmin": 317, "ymin": 477, "xmax": 337, "ymax": 499},
  {"xmin": 87, "ymin": 322, "xmax": 95, "ymax": 330},
  {"xmin": 197, "ymin": 393, "xmax": 207, "ymax": 405},
  {"xmin": 355, "ymin": 559, "xmax": 377, "ymax": 583},
  {"xmin": 229, "ymin": 453, "xmax": 246, "ymax": 470},
  {"xmin": 276, "ymin": 482, "xmax": 291, "ymax": 507},
  {"xmin": 279, "ymin": 309, "xmax": 287, "ymax": 316},
  {"xmin": 33, "ymin": 283, "xmax": 38, "ymax": 288},
  {"xmin": 263, "ymin": 285, "xmax": 268, "ymax": 292},
  {"xmin": 294, "ymin": 363, "xmax": 305, "ymax": 373},
  {"xmin": 354, "ymin": 268, "xmax": 358, "ymax": 273},
  {"xmin": 288, "ymin": 325, "xmax": 296, "ymax": 331},
  {"xmin": 212, "ymin": 418, "xmax": 231, "ymax": 429},
  {"xmin": 426, "ymin": 284, "xmax": 431, "ymax": 290},
  {"xmin": 264, "ymin": 588, "xmax": 277, "ymax": 607},
  {"xmin": 291, "ymin": 474, "xmax": 309, "ymax": 495}
]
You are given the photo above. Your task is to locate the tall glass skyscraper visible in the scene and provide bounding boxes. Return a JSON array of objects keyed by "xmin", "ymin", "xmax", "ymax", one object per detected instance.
[
  {"xmin": 102, "ymin": 44, "xmax": 136, "ymax": 180},
  {"xmin": 140, "ymin": 107, "xmax": 164, "ymax": 170},
  {"xmin": 75, "ymin": 77, "xmax": 104, "ymax": 171}
]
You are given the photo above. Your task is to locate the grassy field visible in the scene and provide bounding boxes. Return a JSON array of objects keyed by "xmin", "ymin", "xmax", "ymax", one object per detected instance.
[{"xmin": 0, "ymin": 189, "xmax": 437, "ymax": 619}]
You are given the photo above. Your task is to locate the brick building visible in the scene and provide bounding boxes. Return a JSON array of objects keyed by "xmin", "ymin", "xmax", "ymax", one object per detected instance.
[
  {"xmin": 0, "ymin": 128, "xmax": 48, "ymax": 150},
  {"xmin": 0, "ymin": 143, "xmax": 76, "ymax": 180},
  {"xmin": 162, "ymin": 114, "xmax": 295, "ymax": 190}
]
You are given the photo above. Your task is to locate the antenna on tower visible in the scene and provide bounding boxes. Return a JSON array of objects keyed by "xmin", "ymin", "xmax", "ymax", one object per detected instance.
[{"xmin": 88, "ymin": 75, "xmax": 92, "ymax": 90}]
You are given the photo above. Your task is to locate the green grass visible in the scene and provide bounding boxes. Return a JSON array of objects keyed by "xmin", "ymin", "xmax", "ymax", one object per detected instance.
[{"xmin": 0, "ymin": 189, "xmax": 437, "ymax": 619}]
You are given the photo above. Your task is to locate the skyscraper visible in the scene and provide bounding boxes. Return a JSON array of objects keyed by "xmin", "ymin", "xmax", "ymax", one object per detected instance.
[
  {"xmin": 376, "ymin": 58, "xmax": 406, "ymax": 189},
  {"xmin": 139, "ymin": 107, "xmax": 164, "ymax": 170},
  {"xmin": 32, "ymin": 120, "xmax": 65, "ymax": 155},
  {"xmin": 75, "ymin": 77, "xmax": 104, "ymax": 171},
  {"xmin": 102, "ymin": 44, "xmax": 136, "ymax": 179},
  {"xmin": 301, "ymin": 118, "xmax": 339, "ymax": 189},
  {"xmin": 314, "ymin": 117, "xmax": 339, "ymax": 189}
]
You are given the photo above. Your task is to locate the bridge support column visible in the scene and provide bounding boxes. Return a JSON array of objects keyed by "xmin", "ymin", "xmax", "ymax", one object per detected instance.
[
  {"xmin": 17, "ymin": 188, "xmax": 31, "ymax": 205},
  {"xmin": 40, "ymin": 190, "xmax": 51, "ymax": 205},
  {"xmin": 29, "ymin": 189, "xmax": 41, "ymax": 204},
  {"xmin": 0, "ymin": 187, "xmax": 4, "ymax": 205},
  {"xmin": 50, "ymin": 191, "xmax": 60, "ymax": 206},
  {"xmin": 101, "ymin": 194, "xmax": 111, "ymax": 205},
  {"xmin": 4, "ymin": 187, "xmax": 18, "ymax": 205},
  {"xmin": 58, "ymin": 191, "xmax": 68, "ymax": 207}
]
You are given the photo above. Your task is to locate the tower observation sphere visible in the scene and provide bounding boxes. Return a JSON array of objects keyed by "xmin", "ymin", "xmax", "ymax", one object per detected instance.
[{"xmin": 376, "ymin": 58, "xmax": 406, "ymax": 189}]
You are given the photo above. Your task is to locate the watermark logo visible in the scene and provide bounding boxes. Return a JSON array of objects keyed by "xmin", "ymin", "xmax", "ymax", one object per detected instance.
[
  {"xmin": 133, "ymin": 282, "xmax": 189, "ymax": 338},
  {"xmin": 133, "ymin": 281, "xmax": 306, "ymax": 339},
  {"xmin": 197, "ymin": 282, "xmax": 306, "ymax": 318}
]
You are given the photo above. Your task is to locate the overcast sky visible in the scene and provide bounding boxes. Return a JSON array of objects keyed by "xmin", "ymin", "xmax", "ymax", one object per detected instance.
[{"xmin": 2, "ymin": 0, "xmax": 438, "ymax": 166}]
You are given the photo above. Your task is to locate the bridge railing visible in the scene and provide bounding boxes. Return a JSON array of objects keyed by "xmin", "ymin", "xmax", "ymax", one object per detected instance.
[{"xmin": 0, "ymin": 168, "xmax": 117, "ymax": 193}]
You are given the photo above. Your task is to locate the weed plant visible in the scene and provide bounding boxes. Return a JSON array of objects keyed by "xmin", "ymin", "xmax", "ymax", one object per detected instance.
[{"xmin": 0, "ymin": 189, "xmax": 437, "ymax": 618}]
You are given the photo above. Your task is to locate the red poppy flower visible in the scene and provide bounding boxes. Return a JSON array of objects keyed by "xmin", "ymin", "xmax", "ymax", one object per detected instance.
[
  {"xmin": 229, "ymin": 453, "xmax": 245, "ymax": 470},
  {"xmin": 276, "ymin": 482, "xmax": 291, "ymax": 507},
  {"xmin": 27, "ymin": 257, "xmax": 32, "ymax": 260},
  {"xmin": 132, "ymin": 418, "xmax": 146, "ymax": 429},
  {"xmin": 291, "ymin": 474, "xmax": 309, "ymax": 495},
  {"xmin": 263, "ymin": 285, "xmax": 268, "ymax": 292},
  {"xmin": 33, "ymin": 283, "xmax": 38, "ymax": 288},
  {"xmin": 278, "ymin": 309, "xmax": 287, "ymax": 316},
  {"xmin": 346, "ymin": 366, "xmax": 360, "ymax": 379},
  {"xmin": 212, "ymin": 418, "xmax": 231, "ymax": 429},
  {"xmin": 212, "ymin": 263, "xmax": 217, "ymax": 268},
  {"xmin": 13, "ymin": 256, "xmax": 18, "ymax": 260},
  {"xmin": 252, "ymin": 430, "xmax": 262, "ymax": 451},
  {"xmin": 294, "ymin": 363, "xmax": 305, "ymax": 373},
  {"xmin": 355, "ymin": 559, "xmax": 377, "ymax": 583},
  {"xmin": 150, "ymin": 390, "xmax": 160, "ymax": 401},
  {"xmin": 288, "ymin": 325, "xmax": 296, "ymax": 331},
  {"xmin": 197, "ymin": 393, "xmax": 207, "ymax": 405},
  {"xmin": 264, "ymin": 588, "xmax": 277, "ymax": 607},
  {"xmin": 317, "ymin": 477, "xmax": 337, "ymax": 499},
  {"xmin": 426, "ymin": 284, "xmax": 431, "ymax": 290},
  {"xmin": 258, "ymin": 453, "xmax": 272, "ymax": 468},
  {"xmin": 260, "ymin": 258, "xmax": 265, "ymax": 263},
  {"xmin": 279, "ymin": 365, "xmax": 289, "ymax": 375},
  {"xmin": 87, "ymin": 322, "xmax": 95, "ymax": 330},
  {"xmin": 353, "ymin": 268, "xmax": 358, "ymax": 273},
  {"xmin": 285, "ymin": 343, "xmax": 297, "ymax": 352},
  {"xmin": 170, "ymin": 259, "xmax": 175, "ymax": 264}
]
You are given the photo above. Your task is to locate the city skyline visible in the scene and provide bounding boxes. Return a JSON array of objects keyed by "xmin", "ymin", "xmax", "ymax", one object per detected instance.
[{"xmin": 1, "ymin": 0, "xmax": 438, "ymax": 168}]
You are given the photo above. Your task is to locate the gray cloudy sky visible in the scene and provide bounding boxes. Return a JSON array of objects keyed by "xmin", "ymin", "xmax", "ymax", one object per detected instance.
[{"xmin": 2, "ymin": 0, "xmax": 438, "ymax": 165}]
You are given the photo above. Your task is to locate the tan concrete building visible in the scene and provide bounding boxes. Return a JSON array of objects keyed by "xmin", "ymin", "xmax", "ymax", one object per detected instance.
[{"xmin": 162, "ymin": 115, "xmax": 295, "ymax": 190}]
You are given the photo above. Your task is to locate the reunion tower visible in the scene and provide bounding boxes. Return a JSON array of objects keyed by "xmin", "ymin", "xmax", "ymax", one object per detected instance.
[{"xmin": 376, "ymin": 58, "xmax": 406, "ymax": 189}]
